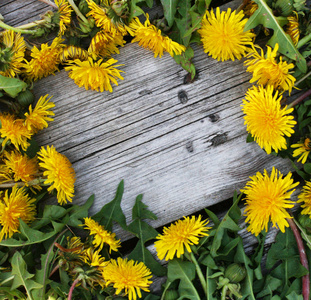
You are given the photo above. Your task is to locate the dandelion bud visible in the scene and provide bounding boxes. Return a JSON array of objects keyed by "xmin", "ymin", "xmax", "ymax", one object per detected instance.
[
  {"xmin": 224, "ymin": 263, "xmax": 246, "ymax": 283},
  {"xmin": 78, "ymin": 18, "xmax": 94, "ymax": 33},
  {"xmin": 79, "ymin": 0, "xmax": 91, "ymax": 15}
]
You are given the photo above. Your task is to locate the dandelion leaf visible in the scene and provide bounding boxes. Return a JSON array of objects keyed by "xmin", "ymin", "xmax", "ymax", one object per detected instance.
[
  {"xmin": 128, "ymin": 0, "xmax": 146, "ymax": 20},
  {"xmin": 127, "ymin": 195, "xmax": 166, "ymax": 276},
  {"xmin": 0, "ymin": 220, "xmax": 63, "ymax": 247},
  {"xmin": 244, "ymin": 0, "xmax": 307, "ymax": 73},
  {"xmin": 92, "ymin": 180, "xmax": 127, "ymax": 231},
  {"xmin": 167, "ymin": 259, "xmax": 201, "ymax": 300},
  {"xmin": 11, "ymin": 252, "xmax": 43, "ymax": 298},
  {"xmin": 0, "ymin": 75, "xmax": 27, "ymax": 98},
  {"xmin": 160, "ymin": 0, "xmax": 179, "ymax": 27},
  {"xmin": 0, "ymin": 287, "xmax": 26, "ymax": 300}
]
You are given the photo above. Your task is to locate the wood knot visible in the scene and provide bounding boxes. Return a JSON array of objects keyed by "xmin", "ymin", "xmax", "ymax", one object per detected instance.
[
  {"xmin": 186, "ymin": 141, "xmax": 194, "ymax": 153},
  {"xmin": 178, "ymin": 90, "xmax": 188, "ymax": 104},
  {"xmin": 211, "ymin": 133, "xmax": 228, "ymax": 147}
]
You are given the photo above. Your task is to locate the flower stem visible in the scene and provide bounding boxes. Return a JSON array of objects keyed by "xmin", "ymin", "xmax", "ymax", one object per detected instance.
[
  {"xmin": 0, "ymin": 21, "xmax": 36, "ymax": 35},
  {"xmin": 67, "ymin": 0, "xmax": 88, "ymax": 23},
  {"xmin": 187, "ymin": 252, "xmax": 208, "ymax": 297},
  {"xmin": 221, "ymin": 285, "xmax": 228, "ymax": 300},
  {"xmin": 295, "ymin": 70, "xmax": 311, "ymax": 87},
  {"xmin": 288, "ymin": 218, "xmax": 310, "ymax": 300},
  {"xmin": 68, "ymin": 277, "xmax": 80, "ymax": 300},
  {"xmin": 297, "ymin": 33, "xmax": 311, "ymax": 49},
  {"xmin": 15, "ymin": 19, "xmax": 47, "ymax": 30},
  {"xmin": 288, "ymin": 88, "xmax": 311, "ymax": 109},
  {"xmin": 0, "ymin": 178, "xmax": 46, "ymax": 189}
]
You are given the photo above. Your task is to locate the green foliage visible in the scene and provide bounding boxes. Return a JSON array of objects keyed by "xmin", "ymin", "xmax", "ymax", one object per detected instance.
[
  {"xmin": 244, "ymin": 0, "xmax": 307, "ymax": 73},
  {"xmin": 0, "ymin": 75, "xmax": 27, "ymax": 98},
  {"xmin": 92, "ymin": 180, "xmax": 127, "ymax": 231},
  {"xmin": 127, "ymin": 195, "xmax": 166, "ymax": 276}
]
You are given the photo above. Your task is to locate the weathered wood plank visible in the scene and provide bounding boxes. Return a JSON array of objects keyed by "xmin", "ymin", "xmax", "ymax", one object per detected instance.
[{"xmin": 31, "ymin": 42, "xmax": 295, "ymax": 239}]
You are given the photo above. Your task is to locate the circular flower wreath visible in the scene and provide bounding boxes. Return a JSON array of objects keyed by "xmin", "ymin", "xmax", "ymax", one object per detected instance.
[{"xmin": 0, "ymin": 0, "xmax": 311, "ymax": 299}]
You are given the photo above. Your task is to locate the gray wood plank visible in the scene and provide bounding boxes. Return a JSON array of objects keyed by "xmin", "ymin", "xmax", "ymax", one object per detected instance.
[{"xmin": 32, "ymin": 42, "xmax": 295, "ymax": 240}]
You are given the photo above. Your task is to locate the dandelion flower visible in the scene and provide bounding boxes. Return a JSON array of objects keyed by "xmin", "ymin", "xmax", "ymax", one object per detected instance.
[
  {"xmin": 244, "ymin": 43, "xmax": 296, "ymax": 93},
  {"xmin": 291, "ymin": 138, "xmax": 311, "ymax": 164},
  {"xmin": 60, "ymin": 45, "xmax": 89, "ymax": 62},
  {"xmin": 0, "ymin": 185, "xmax": 36, "ymax": 241},
  {"xmin": 88, "ymin": 30, "xmax": 125, "ymax": 58},
  {"xmin": 154, "ymin": 215, "xmax": 210, "ymax": 260},
  {"xmin": 0, "ymin": 113, "xmax": 32, "ymax": 151},
  {"xmin": 103, "ymin": 257, "xmax": 152, "ymax": 300},
  {"xmin": 55, "ymin": 0, "xmax": 72, "ymax": 35},
  {"xmin": 286, "ymin": 13, "xmax": 300, "ymax": 46},
  {"xmin": 243, "ymin": 0, "xmax": 258, "ymax": 17},
  {"xmin": 128, "ymin": 14, "xmax": 186, "ymax": 58},
  {"xmin": 4, "ymin": 150, "xmax": 38, "ymax": 184},
  {"xmin": 0, "ymin": 164, "xmax": 12, "ymax": 184},
  {"xmin": 86, "ymin": 0, "xmax": 127, "ymax": 35},
  {"xmin": 24, "ymin": 94, "xmax": 55, "ymax": 134},
  {"xmin": 38, "ymin": 145, "xmax": 75, "ymax": 205},
  {"xmin": 82, "ymin": 247, "xmax": 108, "ymax": 268},
  {"xmin": 241, "ymin": 85, "xmax": 296, "ymax": 154},
  {"xmin": 0, "ymin": 30, "xmax": 26, "ymax": 78},
  {"xmin": 24, "ymin": 36, "xmax": 63, "ymax": 81},
  {"xmin": 298, "ymin": 181, "xmax": 311, "ymax": 216},
  {"xmin": 198, "ymin": 7, "xmax": 254, "ymax": 61},
  {"xmin": 65, "ymin": 57, "xmax": 124, "ymax": 92},
  {"xmin": 83, "ymin": 217, "xmax": 121, "ymax": 252},
  {"xmin": 242, "ymin": 167, "xmax": 299, "ymax": 236}
]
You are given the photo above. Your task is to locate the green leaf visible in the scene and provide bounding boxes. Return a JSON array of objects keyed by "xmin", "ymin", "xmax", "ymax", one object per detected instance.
[
  {"xmin": 234, "ymin": 239, "xmax": 256, "ymax": 300},
  {"xmin": 256, "ymin": 275, "xmax": 282, "ymax": 298},
  {"xmin": 92, "ymin": 180, "xmax": 127, "ymax": 231},
  {"xmin": 303, "ymin": 163, "xmax": 311, "ymax": 175},
  {"xmin": 174, "ymin": 47, "xmax": 196, "ymax": 79},
  {"xmin": 11, "ymin": 252, "xmax": 43, "ymax": 300},
  {"xmin": 0, "ymin": 287, "xmax": 26, "ymax": 300},
  {"xmin": 286, "ymin": 291, "xmax": 304, "ymax": 300},
  {"xmin": 167, "ymin": 259, "xmax": 201, "ymax": 300},
  {"xmin": 244, "ymin": 0, "xmax": 307, "ymax": 73},
  {"xmin": 127, "ymin": 195, "xmax": 166, "ymax": 276},
  {"xmin": 210, "ymin": 192, "xmax": 242, "ymax": 257},
  {"xmin": 128, "ymin": 0, "xmax": 145, "ymax": 20},
  {"xmin": 0, "ymin": 220, "xmax": 63, "ymax": 247},
  {"xmin": 0, "ymin": 75, "xmax": 27, "ymax": 98},
  {"xmin": 160, "ymin": 0, "xmax": 179, "ymax": 27}
]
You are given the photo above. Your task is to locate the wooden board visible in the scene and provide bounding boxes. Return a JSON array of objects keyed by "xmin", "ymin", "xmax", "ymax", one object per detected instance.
[{"xmin": 2, "ymin": 0, "xmax": 297, "ymax": 241}]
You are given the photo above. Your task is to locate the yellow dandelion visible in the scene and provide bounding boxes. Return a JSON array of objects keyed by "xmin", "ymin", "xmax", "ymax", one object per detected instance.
[
  {"xmin": 55, "ymin": 0, "xmax": 73, "ymax": 35},
  {"xmin": 103, "ymin": 257, "xmax": 152, "ymax": 300},
  {"xmin": 23, "ymin": 36, "xmax": 63, "ymax": 81},
  {"xmin": 83, "ymin": 217, "xmax": 121, "ymax": 252},
  {"xmin": 197, "ymin": 7, "xmax": 255, "ymax": 61},
  {"xmin": 298, "ymin": 181, "xmax": 311, "ymax": 215},
  {"xmin": 38, "ymin": 145, "xmax": 75, "ymax": 205},
  {"xmin": 65, "ymin": 57, "xmax": 124, "ymax": 92},
  {"xmin": 0, "ymin": 185, "xmax": 36, "ymax": 241},
  {"xmin": 291, "ymin": 138, "xmax": 311, "ymax": 164},
  {"xmin": 244, "ymin": 43, "xmax": 296, "ymax": 94},
  {"xmin": 241, "ymin": 85, "xmax": 296, "ymax": 154},
  {"xmin": 24, "ymin": 94, "xmax": 55, "ymax": 134},
  {"xmin": 4, "ymin": 150, "xmax": 38, "ymax": 184},
  {"xmin": 88, "ymin": 30, "xmax": 125, "ymax": 58},
  {"xmin": 0, "ymin": 30, "xmax": 26, "ymax": 78},
  {"xmin": 0, "ymin": 164, "xmax": 12, "ymax": 184},
  {"xmin": 60, "ymin": 45, "xmax": 89, "ymax": 62},
  {"xmin": 81, "ymin": 247, "xmax": 108, "ymax": 268},
  {"xmin": 243, "ymin": 0, "xmax": 258, "ymax": 17},
  {"xmin": 154, "ymin": 215, "xmax": 210, "ymax": 261},
  {"xmin": 286, "ymin": 13, "xmax": 300, "ymax": 46},
  {"xmin": 242, "ymin": 167, "xmax": 299, "ymax": 236},
  {"xmin": 128, "ymin": 14, "xmax": 186, "ymax": 58},
  {"xmin": 0, "ymin": 113, "xmax": 32, "ymax": 151},
  {"xmin": 86, "ymin": 0, "xmax": 127, "ymax": 35}
]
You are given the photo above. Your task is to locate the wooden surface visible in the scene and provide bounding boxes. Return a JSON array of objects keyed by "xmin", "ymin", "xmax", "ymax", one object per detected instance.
[{"xmin": 2, "ymin": 0, "xmax": 298, "ymax": 242}]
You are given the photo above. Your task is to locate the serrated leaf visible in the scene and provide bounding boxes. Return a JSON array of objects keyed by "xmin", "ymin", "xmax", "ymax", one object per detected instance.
[
  {"xmin": 160, "ymin": 0, "xmax": 179, "ymax": 27},
  {"xmin": 234, "ymin": 239, "xmax": 256, "ymax": 300},
  {"xmin": 244, "ymin": 0, "xmax": 307, "ymax": 73},
  {"xmin": 92, "ymin": 180, "xmax": 127, "ymax": 231},
  {"xmin": 210, "ymin": 192, "xmax": 242, "ymax": 256},
  {"xmin": 11, "ymin": 252, "xmax": 43, "ymax": 300},
  {"xmin": 0, "ymin": 220, "xmax": 63, "ymax": 247},
  {"xmin": 0, "ymin": 75, "xmax": 27, "ymax": 98},
  {"xmin": 127, "ymin": 195, "xmax": 165, "ymax": 276},
  {"xmin": 256, "ymin": 275, "xmax": 282, "ymax": 298},
  {"xmin": 128, "ymin": 0, "xmax": 145, "ymax": 20},
  {"xmin": 167, "ymin": 259, "xmax": 201, "ymax": 300},
  {"xmin": 174, "ymin": 47, "xmax": 196, "ymax": 79}
]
